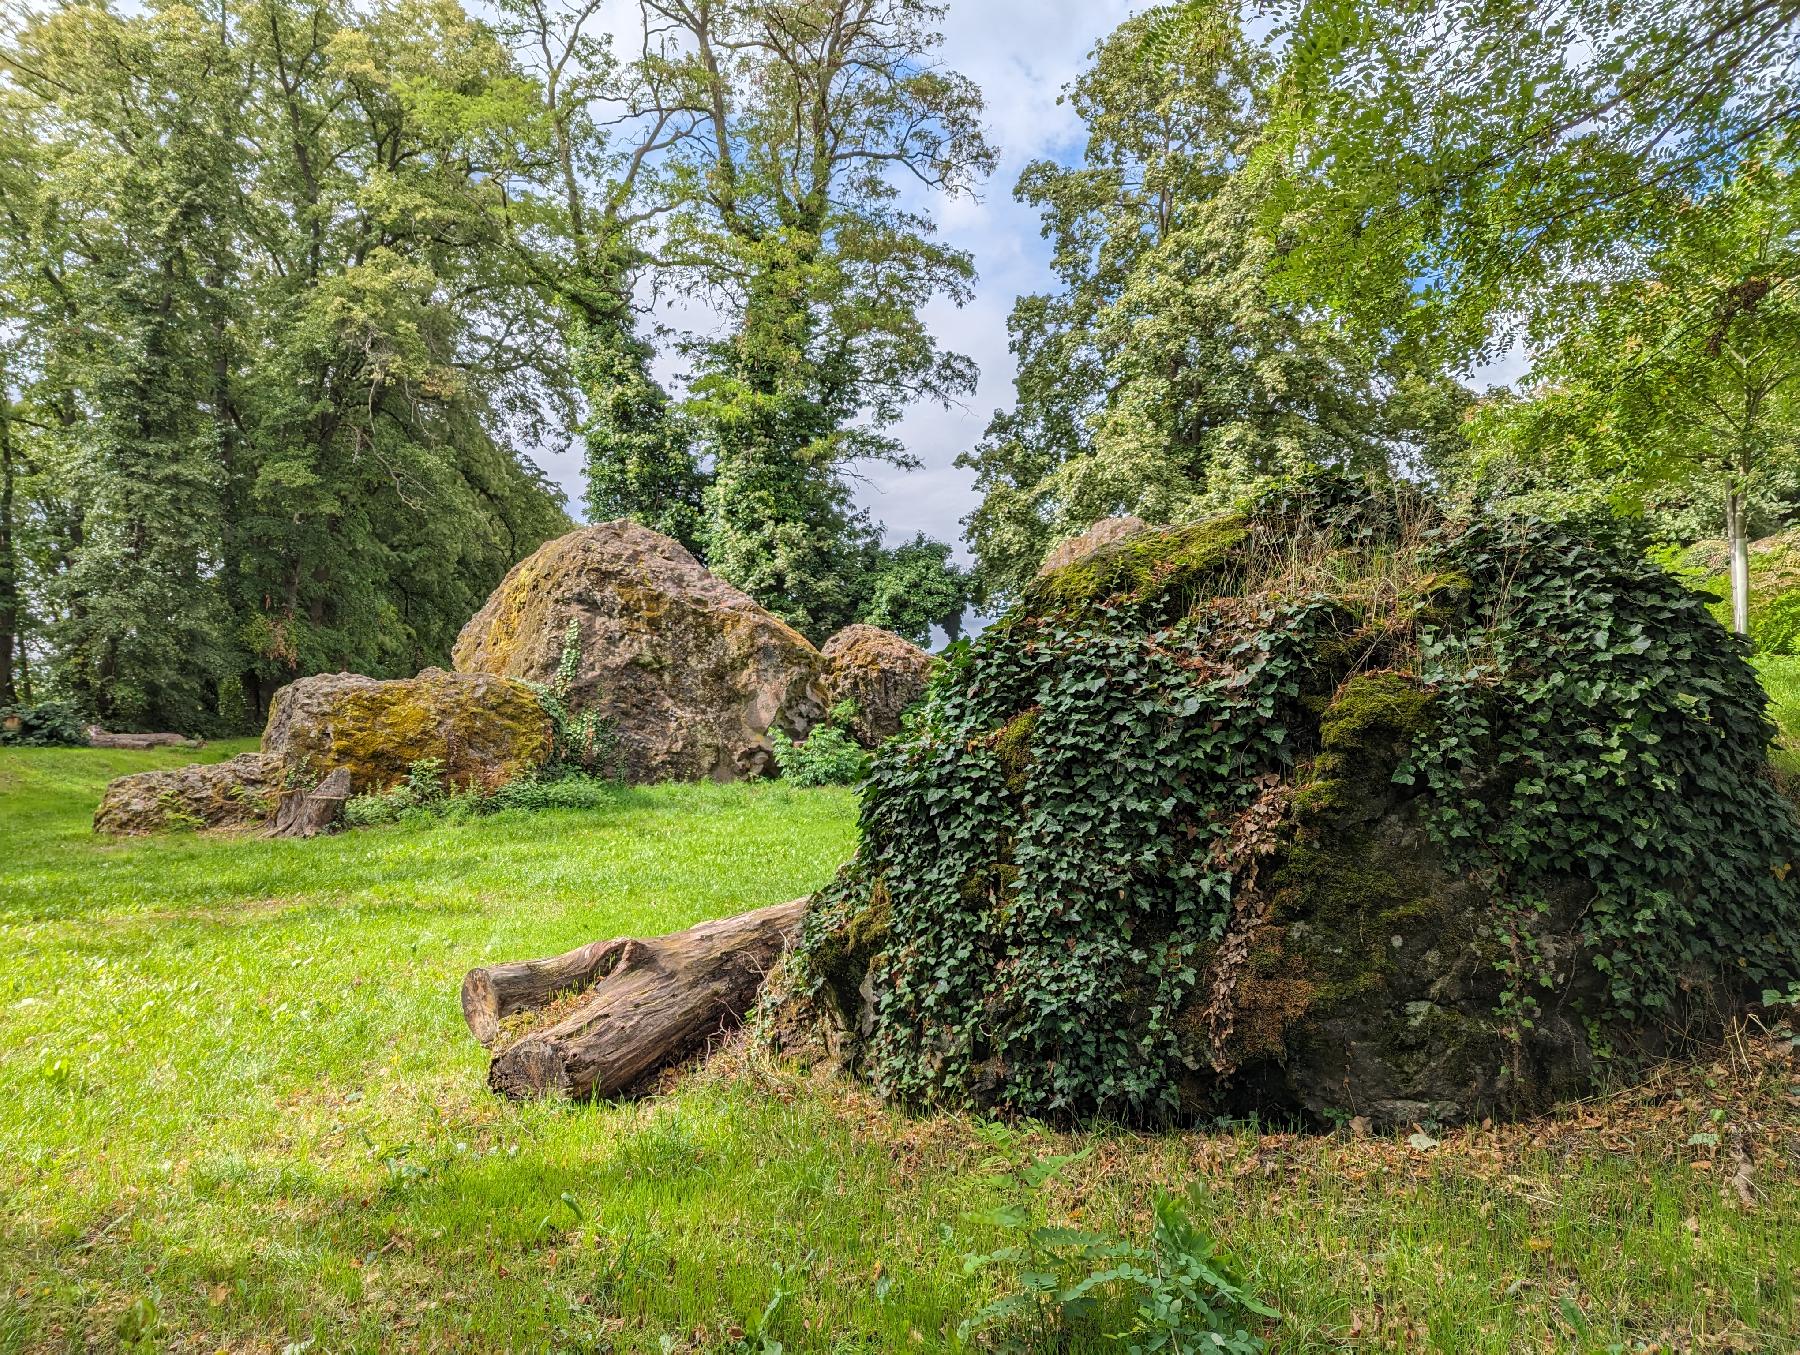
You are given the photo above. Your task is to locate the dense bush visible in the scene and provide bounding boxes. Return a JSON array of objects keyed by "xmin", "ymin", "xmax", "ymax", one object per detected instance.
[
  {"xmin": 771, "ymin": 700, "xmax": 871, "ymax": 786},
  {"xmin": 0, "ymin": 700, "xmax": 89, "ymax": 747},
  {"xmin": 791, "ymin": 473, "xmax": 1800, "ymax": 1123}
]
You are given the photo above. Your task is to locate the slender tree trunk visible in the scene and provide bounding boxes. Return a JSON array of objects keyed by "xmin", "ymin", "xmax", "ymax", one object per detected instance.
[
  {"xmin": 0, "ymin": 402, "xmax": 18, "ymax": 706},
  {"xmin": 1726, "ymin": 484, "xmax": 1751, "ymax": 637}
]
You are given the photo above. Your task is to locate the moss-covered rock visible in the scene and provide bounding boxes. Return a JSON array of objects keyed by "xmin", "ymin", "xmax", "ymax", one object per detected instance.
[
  {"xmin": 452, "ymin": 521, "xmax": 828, "ymax": 782},
  {"xmin": 261, "ymin": 668, "xmax": 552, "ymax": 794},
  {"xmin": 784, "ymin": 476, "xmax": 1800, "ymax": 1127},
  {"xmin": 820, "ymin": 625, "xmax": 936, "ymax": 747},
  {"xmin": 93, "ymin": 753, "xmax": 283, "ymax": 836}
]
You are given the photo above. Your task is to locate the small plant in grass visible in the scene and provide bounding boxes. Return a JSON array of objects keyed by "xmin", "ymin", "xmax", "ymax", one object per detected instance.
[
  {"xmin": 959, "ymin": 1129, "xmax": 1276, "ymax": 1353},
  {"xmin": 771, "ymin": 700, "xmax": 869, "ymax": 786},
  {"xmin": 528, "ymin": 618, "xmax": 625, "ymax": 778}
]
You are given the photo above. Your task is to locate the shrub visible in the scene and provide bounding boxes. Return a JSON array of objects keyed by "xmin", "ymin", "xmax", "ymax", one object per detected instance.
[
  {"xmin": 342, "ymin": 758, "xmax": 619, "ymax": 829},
  {"xmin": 0, "ymin": 700, "xmax": 89, "ymax": 748},
  {"xmin": 960, "ymin": 1133, "xmax": 1275, "ymax": 1353},
  {"xmin": 771, "ymin": 700, "xmax": 870, "ymax": 786}
]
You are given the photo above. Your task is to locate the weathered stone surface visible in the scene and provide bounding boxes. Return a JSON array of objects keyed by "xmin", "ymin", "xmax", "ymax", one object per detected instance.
[
  {"xmin": 1035, "ymin": 515, "xmax": 1149, "ymax": 579},
  {"xmin": 820, "ymin": 625, "xmax": 935, "ymax": 747},
  {"xmin": 261, "ymin": 668, "xmax": 552, "ymax": 795},
  {"xmin": 452, "ymin": 521, "xmax": 828, "ymax": 782},
  {"xmin": 93, "ymin": 753, "xmax": 282, "ymax": 836}
]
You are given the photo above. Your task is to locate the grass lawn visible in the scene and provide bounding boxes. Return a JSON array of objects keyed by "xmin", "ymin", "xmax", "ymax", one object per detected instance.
[{"xmin": 2, "ymin": 744, "xmax": 1798, "ymax": 1353}]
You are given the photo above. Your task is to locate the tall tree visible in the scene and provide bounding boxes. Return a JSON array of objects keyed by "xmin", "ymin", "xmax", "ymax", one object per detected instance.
[
  {"xmin": 639, "ymin": 0, "xmax": 993, "ymax": 638},
  {"xmin": 0, "ymin": 0, "xmax": 571, "ymax": 729},
  {"xmin": 486, "ymin": 0, "xmax": 706, "ymax": 550},
  {"xmin": 961, "ymin": 8, "xmax": 1465, "ymax": 603},
  {"xmin": 1466, "ymin": 153, "xmax": 1800, "ymax": 634}
]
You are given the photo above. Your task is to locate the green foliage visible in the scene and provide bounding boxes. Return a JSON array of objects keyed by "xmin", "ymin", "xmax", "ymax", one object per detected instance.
[
  {"xmin": 0, "ymin": 0, "xmax": 572, "ymax": 732},
  {"xmin": 1256, "ymin": 0, "xmax": 1800, "ymax": 365},
  {"xmin": 576, "ymin": 321, "xmax": 706, "ymax": 556},
  {"xmin": 959, "ymin": 1136, "xmax": 1275, "ymax": 1354},
  {"xmin": 0, "ymin": 699, "xmax": 88, "ymax": 748},
  {"xmin": 1399, "ymin": 515, "xmax": 1800, "ymax": 1023},
  {"xmin": 772, "ymin": 702, "xmax": 870, "ymax": 788},
  {"xmin": 795, "ymin": 473, "xmax": 1800, "ymax": 1121},
  {"xmin": 959, "ymin": 10, "xmax": 1470, "ymax": 604},
  {"xmin": 860, "ymin": 535, "xmax": 971, "ymax": 646},
  {"xmin": 343, "ymin": 754, "xmax": 619, "ymax": 829},
  {"xmin": 528, "ymin": 619, "xmax": 624, "ymax": 778}
]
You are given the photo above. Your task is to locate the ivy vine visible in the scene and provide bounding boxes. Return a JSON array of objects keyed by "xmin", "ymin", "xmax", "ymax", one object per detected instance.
[{"xmin": 793, "ymin": 474, "xmax": 1800, "ymax": 1122}]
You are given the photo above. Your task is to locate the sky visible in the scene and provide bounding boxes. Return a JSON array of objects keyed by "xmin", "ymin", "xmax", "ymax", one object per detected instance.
[
  {"xmin": 530, "ymin": 0, "xmax": 1529, "ymax": 563},
  {"xmin": 532, "ymin": 0, "xmax": 1145, "ymax": 560}
]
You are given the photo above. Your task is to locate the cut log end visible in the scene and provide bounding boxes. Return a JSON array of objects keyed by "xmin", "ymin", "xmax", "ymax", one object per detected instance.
[
  {"xmin": 462, "ymin": 898, "xmax": 806, "ymax": 1101},
  {"xmin": 489, "ymin": 1037, "xmax": 573, "ymax": 1100}
]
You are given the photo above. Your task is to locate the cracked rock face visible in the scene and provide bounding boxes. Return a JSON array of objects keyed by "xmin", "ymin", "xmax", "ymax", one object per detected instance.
[{"xmin": 453, "ymin": 521, "xmax": 828, "ymax": 782}]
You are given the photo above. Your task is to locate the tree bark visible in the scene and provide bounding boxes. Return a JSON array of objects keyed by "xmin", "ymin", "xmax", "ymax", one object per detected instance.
[
  {"xmin": 465, "ymin": 898, "xmax": 806, "ymax": 1101},
  {"xmin": 1727, "ymin": 485, "xmax": 1751, "ymax": 636},
  {"xmin": 85, "ymin": 729, "xmax": 202, "ymax": 749},
  {"xmin": 270, "ymin": 765, "xmax": 351, "ymax": 838}
]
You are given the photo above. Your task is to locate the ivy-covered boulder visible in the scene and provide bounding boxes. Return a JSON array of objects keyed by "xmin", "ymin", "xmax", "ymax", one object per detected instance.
[
  {"xmin": 261, "ymin": 668, "xmax": 552, "ymax": 794},
  {"xmin": 782, "ymin": 477, "xmax": 1800, "ymax": 1127},
  {"xmin": 452, "ymin": 521, "xmax": 828, "ymax": 782},
  {"xmin": 820, "ymin": 624, "xmax": 936, "ymax": 747}
]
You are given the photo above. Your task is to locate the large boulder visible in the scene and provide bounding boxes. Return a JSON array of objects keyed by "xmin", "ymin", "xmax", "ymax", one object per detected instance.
[
  {"xmin": 783, "ymin": 477, "xmax": 1800, "ymax": 1127},
  {"xmin": 261, "ymin": 668, "xmax": 552, "ymax": 794},
  {"xmin": 452, "ymin": 521, "xmax": 828, "ymax": 782},
  {"xmin": 94, "ymin": 668, "xmax": 552, "ymax": 835},
  {"xmin": 820, "ymin": 625, "xmax": 936, "ymax": 747},
  {"xmin": 94, "ymin": 752, "xmax": 283, "ymax": 836}
]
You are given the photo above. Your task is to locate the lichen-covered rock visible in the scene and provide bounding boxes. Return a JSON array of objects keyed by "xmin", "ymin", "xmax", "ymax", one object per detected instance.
[
  {"xmin": 783, "ymin": 477, "xmax": 1800, "ymax": 1128},
  {"xmin": 820, "ymin": 625, "xmax": 936, "ymax": 747},
  {"xmin": 1034, "ymin": 515, "xmax": 1148, "ymax": 580},
  {"xmin": 93, "ymin": 753, "xmax": 283, "ymax": 835},
  {"xmin": 451, "ymin": 521, "xmax": 828, "ymax": 782},
  {"xmin": 262, "ymin": 668, "xmax": 552, "ymax": 794}
]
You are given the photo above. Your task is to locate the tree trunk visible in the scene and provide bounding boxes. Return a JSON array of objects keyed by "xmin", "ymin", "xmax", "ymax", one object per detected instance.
[
  {"xmin": 1727, "ymin": 486, "xmax": 1751, "ymax": 637},
  {"xmin": 464, "ymin": 898, "xmax": 806, "ymax": 1101},
  {"xmin": 0, "ymin": 401, "xmax": 19, "ymax": 707},
  {"xmin": 270, "ymin": 765, "xmax": 351, "ymax": 838}
]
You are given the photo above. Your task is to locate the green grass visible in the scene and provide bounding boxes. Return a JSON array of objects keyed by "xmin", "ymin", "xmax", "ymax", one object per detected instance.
[{"xmin": 2, "ymin": 745, "xmax": 1798, "ymax": 1352}]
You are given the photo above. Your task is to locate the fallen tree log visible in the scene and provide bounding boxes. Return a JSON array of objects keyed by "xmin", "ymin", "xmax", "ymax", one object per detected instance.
[
  {"xmin": 462, "ymin": 898, "xmax": 806, "ymax": 1101},
  {"xmin": 86, "ymin": 728, "xmax": 202, "ymax": 750}
]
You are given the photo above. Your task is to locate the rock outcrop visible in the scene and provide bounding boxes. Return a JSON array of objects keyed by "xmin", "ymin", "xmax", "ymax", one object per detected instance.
[
  {"xmin": 452, "ymin": 521, "xmax": 828, "ymax": 782},
  {"xmin": 781, "ymin": 480, "xmax": 1800, "ymax": 1127},
  {"xmin": 94, "ymin": 752, "xmax": 283, "ymax": 835},
  {"xmin": 262, "ymin": 668, "xmax": 552, "ymax": 794},
  {"xmin": 1035, "ymin": 515, "xmax": 1148, "ymax": 580},
  {"xmin": 820, "ymin": 625, "xmax": 936, "ymax": 747},
  {"xmin": 96, "ymin": 668, "xmax": 551, "ymax": 834}
]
